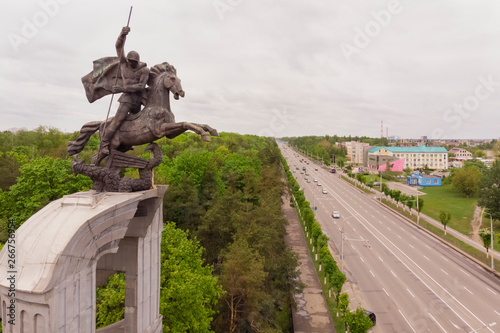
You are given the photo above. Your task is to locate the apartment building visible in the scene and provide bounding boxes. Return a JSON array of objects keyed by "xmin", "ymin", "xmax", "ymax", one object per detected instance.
[
  {"xmin": 367, "ymin": 145, "xmax": 448, "ymax": 170},
  {"xmin": 345, "ymin": 141, "xmax": 369, "ymax": 164}
]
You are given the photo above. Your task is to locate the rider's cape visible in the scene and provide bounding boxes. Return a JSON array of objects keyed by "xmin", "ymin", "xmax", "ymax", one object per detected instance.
[
  {"xmin": 81, "ymin": 57, "xmax": 122, "ymax": 103},
  {"xmin": 81, "ymin": 57, "xmax": 148, "ymax": 103}
]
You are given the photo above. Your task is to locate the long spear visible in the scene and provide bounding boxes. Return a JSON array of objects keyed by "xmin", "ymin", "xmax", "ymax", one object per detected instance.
[{"xmin": 99, "ymin": 6, "xmax": 133, "ymax": 158}]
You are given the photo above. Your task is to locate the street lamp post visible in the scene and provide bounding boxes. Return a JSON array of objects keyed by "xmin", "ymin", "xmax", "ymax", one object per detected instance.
[
  {"xmin": 416, "ymin": 186, "xmax": 420, "ymax": 226},
  {"xmin": 486, "ymin": 212, "xmax": 494, "ymax": 270}
]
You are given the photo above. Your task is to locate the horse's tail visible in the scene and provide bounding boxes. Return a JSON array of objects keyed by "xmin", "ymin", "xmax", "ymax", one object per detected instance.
[{"xmin": 67, "ymin": 121, "xmax": 102, "ymax": 156}]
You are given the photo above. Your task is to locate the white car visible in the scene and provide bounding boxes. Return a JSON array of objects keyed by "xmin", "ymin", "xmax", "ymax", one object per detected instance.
[
  {"xmin": 322, "ymin": 189, "xmax": 328, "ymax": 194},
  {"xmin": 317, "ymin": 183, "xmax": 321, "ymax": 186},
  {"xmin": 314, "ymin": 178, "xmax": 318, "ymax": 182},
  {"xmin": 332, "ymin": 211, "xmax": 340, "ymax": 218}
]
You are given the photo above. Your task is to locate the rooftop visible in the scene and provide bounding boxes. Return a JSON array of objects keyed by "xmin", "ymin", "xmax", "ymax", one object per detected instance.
[{"xmin": 369, "ymin": 145, "xmax": 447, "ymax": 153}]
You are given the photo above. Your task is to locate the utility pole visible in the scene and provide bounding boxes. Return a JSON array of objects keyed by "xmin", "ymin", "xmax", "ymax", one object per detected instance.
[
  {"xmin": 416, "ymin": 186, "xmax": 420, "ymax": 226},
  {"xmin": 379, "ymin": 171, "xmax": 382, "ymax": 202}
]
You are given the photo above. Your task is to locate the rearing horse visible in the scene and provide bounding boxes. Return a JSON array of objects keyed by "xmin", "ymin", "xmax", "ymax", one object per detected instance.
[{"xmin": 67, "ymin": 62, "xmax": 218, "ymax": 160}]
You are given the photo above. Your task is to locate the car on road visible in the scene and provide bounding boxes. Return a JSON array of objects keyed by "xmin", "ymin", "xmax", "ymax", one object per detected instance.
[
  {"xmin": 317, "ymin": 183, "xmax": 321, "ymax": 186},
  {"xmin": 365, "ymin": 310, "xmax": 376, "ymax": 326},
  {"xmin": 322, "ymin": 188, "xmax": 327, "ymax": 194},
  {"xmin": 332, "ymin": 211, "xmax": 340, "ymax": 218},
  {"xmin": 313, "ymin": 178, "xmax": 318, "ymax": 182},
  {"xmin": 315, "ymin": 168, "xmax": 318, "ymax": 171}
]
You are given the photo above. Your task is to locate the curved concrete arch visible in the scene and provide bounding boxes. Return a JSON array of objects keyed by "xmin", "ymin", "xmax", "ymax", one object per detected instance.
[{"xmin": 0, "ymin": 186, "xmax": 166, "ymax": 333}]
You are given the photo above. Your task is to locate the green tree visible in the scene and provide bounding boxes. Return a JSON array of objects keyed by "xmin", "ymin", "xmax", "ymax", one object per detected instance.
[
  {"xmin": 96, "ymin": 273, "xmax": 125, "ymax": 329},
  {"xmin": 439, "ymin": 210, "xmax": 451, "ymax": 235},
  {"xmin": 479, "ymin": 228, "xmax": 491, "ymax": 257},
  {"xmin": 478, "ymin": 161, "xmax": 500, "ymax": 220},
  {"xmin": 218, "ymin": 237, "xmax": 268, "ymax": 333},
  {"xmin": 474, "ymin": 150, "xmax": 486, "ymax": 158},
  {"xmin": 161, "ymin": 223, "xmax": 223, "ymax": 333},
  {"xmin": 452, "ymin": 167, "xmax": 482, "ymax": 197},
  {"xmin": 345, "ymin": 307, "xmax": 374, "ymax": 333},
  {"xmin": 0, "ymin": 157, "xmax": 92, "ymax": 232}
]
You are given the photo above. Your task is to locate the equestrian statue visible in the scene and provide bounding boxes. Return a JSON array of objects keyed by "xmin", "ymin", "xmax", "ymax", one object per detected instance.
[{"xmin": 68, "ymin": 25, "xmax": 218, "ymax": 192}]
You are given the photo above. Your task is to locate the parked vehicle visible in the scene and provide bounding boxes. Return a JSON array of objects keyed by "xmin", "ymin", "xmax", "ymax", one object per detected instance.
[
  {"xmin": 322, "ymin": 188, "xmax": 327, "ymax": 194},
  {"xmin": 332, "ymin": 211, "xmax": 340, "ymax": 218}
]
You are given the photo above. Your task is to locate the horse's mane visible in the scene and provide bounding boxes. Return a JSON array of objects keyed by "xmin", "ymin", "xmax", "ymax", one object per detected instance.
[{"xmin": 147, "ymin": 62, "xmax": 177, "ymax": 87}]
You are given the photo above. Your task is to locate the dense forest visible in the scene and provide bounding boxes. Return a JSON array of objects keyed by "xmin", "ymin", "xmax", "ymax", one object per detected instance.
[{"xmin": 0, "ymin": 127, "xmax": 301, "ymax": 332}]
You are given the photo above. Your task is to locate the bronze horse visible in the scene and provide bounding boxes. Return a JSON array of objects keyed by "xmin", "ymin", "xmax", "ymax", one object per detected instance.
[{"xmin": 68, "ymin": 62, "xmax": 218, "ymax": 162}]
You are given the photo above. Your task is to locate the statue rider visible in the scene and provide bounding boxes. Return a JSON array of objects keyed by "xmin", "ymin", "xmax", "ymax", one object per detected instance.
[{"xmin": 100, "ymin": 26, "xmax": 149, "ymax": 156}]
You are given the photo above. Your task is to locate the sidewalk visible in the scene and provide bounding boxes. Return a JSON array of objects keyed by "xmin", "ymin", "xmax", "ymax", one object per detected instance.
[{"xmin": 282, "ymin": 194, "xmax": 337, "ymax": 332}]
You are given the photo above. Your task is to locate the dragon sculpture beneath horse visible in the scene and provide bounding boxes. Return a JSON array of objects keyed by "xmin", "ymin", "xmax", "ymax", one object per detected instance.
[{"xmin": 68, "ymin": 62, "xmax": 218, "ymax": 192}]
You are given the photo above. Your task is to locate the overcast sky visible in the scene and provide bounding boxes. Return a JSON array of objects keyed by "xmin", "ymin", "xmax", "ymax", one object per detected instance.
[{"xmin": 2, "ymin": 1, "xmax": 500, "ymax": 139}]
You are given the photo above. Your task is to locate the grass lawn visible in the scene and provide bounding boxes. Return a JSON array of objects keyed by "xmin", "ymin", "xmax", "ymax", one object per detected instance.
[{"xmin": 420, "ymin": 184, "xmax": 477, "ymax": 236}]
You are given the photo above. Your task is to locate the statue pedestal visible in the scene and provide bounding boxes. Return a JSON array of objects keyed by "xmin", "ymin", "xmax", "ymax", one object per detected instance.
[{"xmin": 0, "ymin": 186, "xmax": 167, "ymax": 333}]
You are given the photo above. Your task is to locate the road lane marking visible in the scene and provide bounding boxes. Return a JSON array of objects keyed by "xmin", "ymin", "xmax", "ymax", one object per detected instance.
[
  {"xmin": 369, "ymin": 270, "xmax": 375, "ymax": 277},
  {"xmin": 486, "ymin": 287, "xmax": 497, "ymax": 295},
  {"xmin": 407, "ymin": 288, "xmax": 415, "ymax": 297},
  {"xmin": 428, "ymin": 312, "xmax": 448, "ymax": 333},
  {"xmin": 379, "ymin": 256, "xmax": 383, "ymax": 262},
  {"xmin": 412, "ymin": 235, "xmax": 417, "ymax": 240},
  {"xmin": 464, "ymin": 287, "xmax": 473, "ymax": 295},
  {"xmin": 440, "ymin": 255, "xmax": 449, "ymax": 262},
  {"xmin": 360, "ymin": 257, "xmax": 365, "ymax": 263},
  {"xmin": 440, "ymin": 269, "xmax": 449, "ymax": 275},
  {"xmin": 494, "ymin": 310, "xmax": 500, "ymax": 316},
  {"xmin": 459, "ymin": 268, "xmax": 470, "ymax": 277},
  {"xmin": 315, "ymin": 174, "xmax": 493, "ymax": 332},
  {"xmin": 391, "ymin": 270, "xmax": 397, "ymax": 278},
  {"xmin": 397, "ymin": 234, "xmax": 402, "ymax": 239},
  {"xmin": 387, "ymin": 227, "xmax": 392, "ymax": 231},
  {"xmin": 351, "ymin": 244, "xmax": 355, "ymax": 249},
  {"xmin": 352, "ymin": 228, "xmax": 357, "ymax": 232},
  {"xmin": 399, "ymin": 309, "xmax": 416, "ymax": 333},
  {"xmin": 409, "ymin": 244, "xmax": 415, "ymax": 249},
  {"xmin": 423, "ymin": 255, "xmax": 430, "ymax": 261}
]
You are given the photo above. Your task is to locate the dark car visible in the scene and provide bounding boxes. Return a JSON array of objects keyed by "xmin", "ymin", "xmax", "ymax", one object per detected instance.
[{"xmin": 365, "ymin": 310, "xmax": 376, "ymax": 326}]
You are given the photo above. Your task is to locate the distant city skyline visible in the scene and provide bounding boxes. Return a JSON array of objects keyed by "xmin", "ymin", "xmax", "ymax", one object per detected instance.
[{"xmin": 2, "ymin": 1, "xmax": 500, "ymax": 139}]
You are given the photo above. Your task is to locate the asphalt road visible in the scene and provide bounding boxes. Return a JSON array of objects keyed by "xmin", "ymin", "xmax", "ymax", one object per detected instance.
[{"xmin": 280, "ymin": 144, "xmax": 500, "ymax": 333}]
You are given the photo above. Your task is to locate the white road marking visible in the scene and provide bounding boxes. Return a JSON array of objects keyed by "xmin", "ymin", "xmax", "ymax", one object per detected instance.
[
  {"xmin": 440, "ymin": 255, "xmax": 449, "ymax": 262},
  {"xmin": 464, "ymin": 287, "xmax": 473, "ymax": 295},
  {"xmin": 428, "ymin": 312, "xmax": 448, "ymax": 333},
  {"xmin": 352, "ymin": 228, "xmax": 357, "ymax": 232},
  {"xmin": 397, "ymin": 234, "xmax": 402, "ymax": 239},
  {"xmin": 486, "ymin": 287, "xmax": 497, "ymax": 295},
  {"xmin": 423, "ymin": 255, "xmax": 430, "ymax": 261},
  {"xmin": 370, "ymin": 270, "xmax": 375, "ymax": 277},
  {"xmin": 407, "ymin": 288, "xmax": 415, "ymax": 297},
  {"xmin": 459, "ymin": 268, "xmax": 471, "ymax": 277},
  {"xmin": 409, "ymin": 244, "xmax": 415, "ymax": 249},
  {"xmin": 351, "ymin": 244, "xmax": 355, "ymax": 249},
  {"xmin": 440, "ymin": 269, "xmax": 448, "ymax": 275},
  {"xmin": 391, "ymin": 270, "xmax": 397, "ymax": 278},
  {"xmin": 360, "ymin": 257, "xmax": 365, "ymax": 263},
  {"xmin": 412, "ymin": 235, "xmax": 417, "ymax": 240},
  {"xmin": 399, "ymin": 309, "xmax": 416, "ymax": 333},
  {"xmin": 424, "ymin": 244, "xmax": 431, "ymax": 249},
  {"xmin": 387, "ymin": 227, "xmax": 392, "ymax": 231},
  {"xmin": 494, "ymin": 310, "xmax": 500, "ymax": 316},
  {"xmin": 383, "ymin": 288, "xmax": 389, "ymax": 296},
  {"xmin": 379, "ymin": 256, "xmax": 383, "ymax": 262}
]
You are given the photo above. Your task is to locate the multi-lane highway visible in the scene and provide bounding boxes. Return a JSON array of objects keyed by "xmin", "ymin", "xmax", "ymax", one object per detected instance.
[{"xmin": 280, "ymin": 143, "xmax": 500, "ymax": 333}]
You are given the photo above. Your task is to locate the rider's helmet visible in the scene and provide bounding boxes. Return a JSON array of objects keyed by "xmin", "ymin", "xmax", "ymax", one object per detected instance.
[{"xmin": 127, "ymin": 51, "xmax": 140, "ymax": 62}]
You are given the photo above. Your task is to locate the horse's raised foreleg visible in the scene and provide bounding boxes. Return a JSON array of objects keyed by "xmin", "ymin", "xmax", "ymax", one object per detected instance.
[
  {"xmin": 191, "ymin": 123, "xmax": 219, "ymax": 137},
  {"xmin": 160, "ymin": 122, "xmax": 212, "ymax": 141}
]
